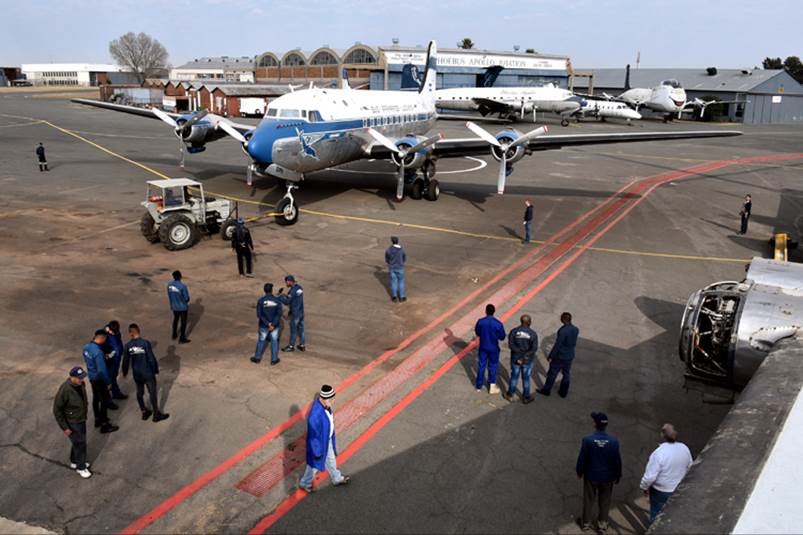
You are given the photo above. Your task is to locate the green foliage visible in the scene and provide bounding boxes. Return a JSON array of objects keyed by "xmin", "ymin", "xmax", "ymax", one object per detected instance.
[
  {"xmin": 457, "ymin": 38, "xmax": 475, "ymax": 50},
  {"xmin": 763, "ymin": 57, "xmax": 783, "ymax": 69},
  {"xmin": 762, "ymin": 56, "xmax": 803, "ymax": 84},
  {"xmin": 525, "ymin": 48, "xmax": 536, "ymax": 54}
]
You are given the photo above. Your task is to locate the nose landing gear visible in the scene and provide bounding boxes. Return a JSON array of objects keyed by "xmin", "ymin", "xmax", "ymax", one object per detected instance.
[{"xmin": 275, "ymin": 183, "xmax": 299, "ymax": 226}]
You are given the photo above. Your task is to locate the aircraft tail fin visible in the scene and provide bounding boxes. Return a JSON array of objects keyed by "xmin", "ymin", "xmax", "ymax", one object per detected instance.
[
  {"xmin": 419, "ymin": 41, "xmax": 437, "ymax": 95},
  {"xmin": 624, "ymin": 64, "xmax": 631, "ymax": 91},
  {"xmin": 400, "ymin": 64, "xmax": 422, "ymax": 91},
  {"xmin": 341, "ymin": 68, "xmax": 351, "ymax": 90},
  {"xmin": 479, "ymin": 65, "xmax": 504, "ymax": 88}
]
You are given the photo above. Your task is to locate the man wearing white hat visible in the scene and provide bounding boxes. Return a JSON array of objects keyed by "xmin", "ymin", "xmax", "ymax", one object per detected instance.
[{"xmin": 300, "ymin": 384, "xmax": 351, "ymax": 492}]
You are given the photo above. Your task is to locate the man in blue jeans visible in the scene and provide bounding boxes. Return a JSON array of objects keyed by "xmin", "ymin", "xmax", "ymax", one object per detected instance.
[
  {"xmin": 503, "ymin": 314, "xmax": 538, "ymax": 404},
  {"xmin": 251, "ymin": 283, "xmax": 282, "ymax": 365},
  {"xmin": 474, "ymin": 304, "xmax": 506, "ymax": 394},
  {"xmin": 523, "ymin": 199, "xmax": 533, "ymax": 243},
  {"xmin": 279, "ymin": 275, "xmax": 305, "ymax": 352},
  {"xmin": 385, "ymin": 236, "xmax": 407, "ymax": 303},
  {"xmin": 538, "ymin": 311, "xmax": 579, "ymax": 398},
  {"xmin": 300, "ymin": 384, "xmax": 351, "ymax": 492}
]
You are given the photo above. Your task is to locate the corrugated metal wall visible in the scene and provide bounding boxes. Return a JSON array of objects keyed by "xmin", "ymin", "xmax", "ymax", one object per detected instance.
[{"xmin": 745, "ymin": 94, "xmax": 803, "ymax": 124}]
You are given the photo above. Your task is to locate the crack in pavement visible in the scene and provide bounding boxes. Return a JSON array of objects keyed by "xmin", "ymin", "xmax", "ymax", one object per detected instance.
[{"xmin": 0, "ymin": 443, "xmax": 71, "ymax": 469}]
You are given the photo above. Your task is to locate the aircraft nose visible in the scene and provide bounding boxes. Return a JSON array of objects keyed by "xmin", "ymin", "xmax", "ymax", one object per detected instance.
[{"xmin": 246, "ymin": 128, "xmax": 274, "ymax": 164}]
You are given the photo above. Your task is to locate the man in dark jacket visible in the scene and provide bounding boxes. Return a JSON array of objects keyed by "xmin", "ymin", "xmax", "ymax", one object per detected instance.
[
  {"xmin": 739, "ymin": 194, "xmax": 752, "ymax": 235},
  {"xmin": 576, "ymin": 412, "xmax": 622, "ymax": 532},
  {"xmin": 36, "ymin": 142, "xmax": 48, "ymax": 172},
  {"xmin": 232, "ymin": 218, "xmax": 255, "ymax": 277},
  {"xmin": 385, "ymin": 236, "xmax": 407, "ymax": 302},
  {"xmin": 167, "ymin": 270, "xmax": 190, "ymax": 343},
  {"xmin": 123, "ymin": 323, "xmax": 169, "ymax": 422},
  {"xmin": 279, "ymin": 274, "xmax": 305, "ymax": 352},
  {"xmin": 474, "ymin": 304, "xmax": 506, "ymax": 394},
  {"xmin": 299, "ymin": 385, "xmax": 351, "ymax": 492},
  {"xmin": 103, "ymin": 320, "xmax": 128, "ymax": 401},
  {"xmin": 538, "ymin": 312, "xmax": 579, "ymax": 398},
  {"xmin": 251, "ymin": 283, "xmax": 283, "ymax": 365},
  {"xmin": 503, "ymin": 314, "xmax": 538, "ymax": 403},
  {"xmin": 82, "ymin": 329, "xmax": 119, "ymax": 433},
  {"xmin": 53, "ymin": 367, "xmax": 91, "ymax": 478},
  {"xmin": 523, "ymin": 200, "xmax": 534, "ymax": 243}
]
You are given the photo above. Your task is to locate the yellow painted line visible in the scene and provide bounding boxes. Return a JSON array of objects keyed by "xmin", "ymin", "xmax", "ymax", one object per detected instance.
[
  {"xmin": 0, "ymin": 120, "xmax": 44, "ymax": 129},
  {"xmin": 585, "ymin": 245, "xmax": 749, "ymax": 263}
]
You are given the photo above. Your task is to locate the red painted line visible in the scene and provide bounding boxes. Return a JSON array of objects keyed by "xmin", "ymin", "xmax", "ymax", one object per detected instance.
[
  {"xmin": 120, "ymin": 179, "xmax": 639, "ymax": 534},
  {"xmin": 247, "ymin": 153, "xmax": 803, "ymax": 534}
]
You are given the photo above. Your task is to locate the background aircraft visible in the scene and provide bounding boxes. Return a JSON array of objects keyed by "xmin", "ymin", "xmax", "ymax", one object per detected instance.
[{"xmin": 74, "ymin": 42, "xmax": 742, "ymax": 226}]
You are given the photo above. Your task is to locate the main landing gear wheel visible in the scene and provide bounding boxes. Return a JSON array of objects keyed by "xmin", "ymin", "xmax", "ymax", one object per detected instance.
[
  {"xmin": 140, "ymin": 212, "xmax": 160, "ymax": 243},
  {"xmin": 159, "ymin": 213, "xmax": 198, "ymax": 251},
  {"xmin": 422, "ymin": 160, "xmax": 436, "ymax": 180},
  {"xmin": 561, "ymin": 118, "xmax": 570, "ymax": 127},
  {"xmin": 275, "ymin": 196, "xmax": 299, "ymax": 226},
  {"xmin": 410, "ymin": 179, "xmax": 424, "ymax": 200},
  {"xmin": 425, "ymin": 179, "xmax": 440, "ymax": 201}
]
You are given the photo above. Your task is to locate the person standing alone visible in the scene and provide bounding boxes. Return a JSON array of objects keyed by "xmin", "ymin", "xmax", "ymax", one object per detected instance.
[
  {"xmin": 538, "ymin": 312, "xmax": 579, "ymax": 398},
  {"xmin": 299, "ymin": 385, "xmax": 351, "ymax": 492},
  {"xmin": 53, "ymin": 366, "xmax": 91, "ymax": 478},
  {"xmin": 232, "ymin": 218, "xmax": 255, "ymax": 277},
  {"xmin": 739, "ymin": 194, "xmax": 752, "ymax": 235},
  {"xmin": 385, "ymin": 236, "xmax": 407, "ymax": 303},
  {"xmin": 123, "ymin": 323, "xmax": 170, "ymax": 422},
  {"xmin": 523, "ymin": 199, "xmax": 534, "ymax": 243},
  {"xmin": 36, "ymin": 142, "xmax": 48, "ymax": 172},
  {"xmin": 167, "ymin": 270, "xmax": 190, "ymax": 344},
  {"xmin": 474, "ymin": 304, "xmax": 506, "ymax": 394}
]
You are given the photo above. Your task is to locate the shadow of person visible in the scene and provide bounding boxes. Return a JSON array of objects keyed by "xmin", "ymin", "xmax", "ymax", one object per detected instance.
[
  {"xmin": 500, "ymin": 225, "xmax": 521, "ymax": 240},
  {"xmin": 158, "ymin": 345, "xmax": 181, "ymax": 412},
  {"xmin": 372, "ymin": 266, "xmax": 393, "ymax": 299},
  {"xmin": 187, "ymin": 298, "xmax": 204, "ymax": 337},
  {"xmin": 443, "ymin": 328, "xmax": 473, "ymax": 385},
  {"xmin": 284, "ymin": 403, "xmax": 302, "ymax": 495}
]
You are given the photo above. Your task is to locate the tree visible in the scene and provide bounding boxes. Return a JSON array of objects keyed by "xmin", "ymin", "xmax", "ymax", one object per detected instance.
[
  {"xmin": 525, "ymin": 48, "xmax": 536, "ymax": 54},
  {"xmin": 109, "ymin": 32, "xmax": 169, "ymax": 84},
  {"xmin": 783, "ymin": 56, "xmax": 803, "ymax": 84},
  {"xmin": 763, "ymin": 57, "xmax": 783, "ymax": 69},
  {"xmin": 457, "ymin": 38, "xmax": 475, "ymax": 50}
]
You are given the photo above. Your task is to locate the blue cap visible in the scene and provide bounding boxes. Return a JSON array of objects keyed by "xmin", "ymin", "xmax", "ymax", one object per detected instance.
[
  {"xmin": 237, "ymin": 217, "xmax": 245, "ymax": 224},
  {"xmin": 591, "ymin": 412, "xmax": 608, "ymax": 425},
  {"xmin": 285, "ymin": 274, "xmax": 295, "ymax": 282},
  {"xmin": 69, "ymin": 366, "xmax": 86, "ymax": 379}
]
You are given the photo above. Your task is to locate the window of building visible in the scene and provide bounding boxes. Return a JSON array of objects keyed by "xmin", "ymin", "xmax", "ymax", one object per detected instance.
[
  {"xmin": 284, "ymin": 53, "xmax": 306, "ymax": 66},
  {"xmin": 310, "ymin": 51, "xmax": 338, "ymax": 65},
  {"xmin": 343, "ymin": 48, "xmax": 376, "ymax": 64},
  {"xmin": 258, "ymin": 55, "xmax": 278, "ymax": 67}
]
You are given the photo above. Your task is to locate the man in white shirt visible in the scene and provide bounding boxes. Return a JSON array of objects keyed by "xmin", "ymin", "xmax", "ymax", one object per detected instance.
[{"xmin": 639, "ymin": 423, "xmax": 693, "ymax": 523}]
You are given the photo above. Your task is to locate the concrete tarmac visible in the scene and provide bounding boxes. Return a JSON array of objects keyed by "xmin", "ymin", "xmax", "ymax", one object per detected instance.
[{"xmin": 1, "ymin": 91, "xmax": 801, "ymax": 533}]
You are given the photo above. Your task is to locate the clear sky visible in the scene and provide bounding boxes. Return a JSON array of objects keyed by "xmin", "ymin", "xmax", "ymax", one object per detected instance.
[{"xmin": 2, "ymin": 0, "xmax": 800, "ymax": 68}]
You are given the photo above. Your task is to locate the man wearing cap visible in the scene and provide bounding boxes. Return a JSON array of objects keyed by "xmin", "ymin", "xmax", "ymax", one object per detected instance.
[
  {"xmin": 167, "ymin": 270, "xmax": 191, "ymax": 344},
  {"xmin": 83, "ymin": 330, "xmax": 120, "ymax": 434},
  {"xmin": 576, "ymin": 412, "xmax": 622, "ymax": 532},
  {"xmin": 53, "ymin": 367, "xmax": 92, "ymax": 478},
  {"xmin": 123, "ymin": 323, "xmax": 170, "ymax": 423},
  {"xmin": 640, "ymin": 423, "xmax": 692, "ymax": 524},
  {"xmin": 474, "ymin": 304, "xmax": 506, "ymax": 395},
  {"xmin": 538, "ymin": 312, "xmax": 579, "ymax": 398},
  {"xmin": 385, "ymin": 236, "xmax": 407, "ymax": 303},
  {"xmin": 279, "ymin": 275, "xmax": 305, "ymax": 352},
  {"xmin": 231, "ymin": 218, "xmax": 255, "ymax": 277},
  {"xmin": 300, "ymin": 385, "xmax": 351, "ymax": 492},
  {"xmin": 251, "ymin": 283, "xmax": 283, "ymax": 365},
  {"xmin": 503, "ymin": 314, "xmax": 538, "ymax": 403}
]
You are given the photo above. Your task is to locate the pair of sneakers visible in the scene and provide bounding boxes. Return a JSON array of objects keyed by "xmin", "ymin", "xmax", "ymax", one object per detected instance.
[
  {"xmin": 282, "ymin": 345, "xmax": 305, "ymax": 352},
  {"xmin": 300, "ymin": 475, "xmax": 351, "ymax": 493},
  {"xmin": 70, "ymin": 462, "xmax": 91, "ymax": 479}
]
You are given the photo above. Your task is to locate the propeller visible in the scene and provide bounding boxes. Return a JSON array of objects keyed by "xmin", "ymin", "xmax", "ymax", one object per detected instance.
[
  {"xmin": 366, "ymin": 128, "xmax": 443, "ymax": 200},
  {"xmin": 216, "ymin": 118, "xmax": 256, "ymax": 186},
  {"xmin": 466, "ymin": 121, "xmax": 548, "ymax": 194},
  {"xmin": 520, "ymin": 98, "xmax": 526, "ymax": 120},
  {"xmin": 151, "ymin": 107, "xmax": 209, "ymax": 168}
]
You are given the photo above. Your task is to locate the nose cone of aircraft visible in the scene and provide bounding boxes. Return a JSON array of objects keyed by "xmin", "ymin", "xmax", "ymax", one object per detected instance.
[
  {"xmin": 624, "ymin": 108, "xmax": 642, "ymax": 120},
  {"xmin": 246, "ymin": 126, "xmax": 274, "ymax": 165}
]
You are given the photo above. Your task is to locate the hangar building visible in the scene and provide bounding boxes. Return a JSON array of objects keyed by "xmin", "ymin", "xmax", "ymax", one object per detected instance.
[
  {"xmin": 573, "ymin": 68, "xmax": 803, "ymax": 124},
  {"xmin": 170, "ymin": 56, "xmax": 255, "ymax": 83},
  {"xmin": 21, "ymin": 63, "xmax": 138, "ymax": 86}
]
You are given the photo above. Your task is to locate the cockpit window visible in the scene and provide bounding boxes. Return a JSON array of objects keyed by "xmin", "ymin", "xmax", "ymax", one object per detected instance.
[
  {"xmin": 266, "ymin": 109, "xmax": 277, "ymax": 117},
  {"xmin": 662, "ymin": 79, "xmax": 681, "ymax": 88},
  {"xmin": 308, "ymin": 110, "xmax": 323, "ymax": 122},
  {"xmin": 279, "ymin": 109, "xmax": 300, "ymax": 118}
]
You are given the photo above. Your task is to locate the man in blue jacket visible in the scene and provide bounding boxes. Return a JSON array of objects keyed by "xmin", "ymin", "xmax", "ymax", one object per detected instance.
[
  {"xmin": 167, "ymin": 270, "xmax": 191, "ymax": 344},
  {"xmin": 123, "ymin": 323, "xmax": 170, "ymax": 422},
  {"xmin": 474, "ymin": 304, "xmax": 506, "ymax": 394},
  {"xmin": 279, "ymin": 275, "xmax": 305, "ymax": 352},
  {"xmin": 300, "ymin": 385, "xmax": 351, "ymax": 492},
  {"xmin": 538, "ymin": 312, "xmax": 579, "ymax": 398},
  {"xmin": 523, "ymin": 199, "xmax": 534, "ymax": 243},
  {"xmin": 503, "ymin": 314, "xmax": 538, "ymax": 403},
  {"xmin": 576, "ymin": 412, "xmax": 622, "ymax": 532},
  {"xmin": 385, "ymin": 236, "xmax": 407, "ymax": 303},
  {"xmin": 103, "ymin": 320, "xmax": 128, "ymax": 401},
  {"xmin": 251, "ymin": 283, "xmax": 283, "ymax": 365},
  {"xmin": 83, "ymin": 329, "xmax": 119, "ymax": 433}
]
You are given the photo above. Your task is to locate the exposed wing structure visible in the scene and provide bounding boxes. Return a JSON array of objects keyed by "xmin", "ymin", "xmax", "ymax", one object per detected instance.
[{"xmin": 472, "ymin": 97, "xmax": 513, "ymax": 115}]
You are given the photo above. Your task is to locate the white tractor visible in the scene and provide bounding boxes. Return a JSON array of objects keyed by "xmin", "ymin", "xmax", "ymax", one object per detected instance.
[{"xmin": 140, "ymin": 178, "xmax": 236, "ymax": 250}]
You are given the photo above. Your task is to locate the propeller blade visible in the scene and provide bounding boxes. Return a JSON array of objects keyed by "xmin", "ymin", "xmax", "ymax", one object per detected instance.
[
  {"xmin": 520, "ymin": 98, "xmax": 525, "ymax": 120},
  {"xmin": 246, "ymin": 163, "xmax": 253, "ymax": 186},
  {"xmin": 407, "ymin": 133, "xmax": 443, "ymax": 154},
  {"xmin": 510, "ymin": 125, "xmax": 548, "ymax": 148},
  {"xmin": 179, "ymin": 140, "xmax": 185, "ymax": 169},
  {"xmin": 217, "ymin": 119, "xmax": 248, "ymax": 143},
  {"xmin": 151, "ymin": 107, "xmax": 178, "ymax": 128},
  {"xmin": 466, "ymin": 121, "xmax": 501, "ymax": 147},
  {"xmin": 366, "ymin": 127, "xmax": 400, "ymax": 154},
  {"xmin": 497, "ymin": 151, "xmax": 508, "ymax": 195},
  {"xmin": 396, "ymin": 161, "xmax": 405, "ymax": 201},
  {"xmin": 182, "ymin": 109, "xmax": 209, "ymax": 130}
]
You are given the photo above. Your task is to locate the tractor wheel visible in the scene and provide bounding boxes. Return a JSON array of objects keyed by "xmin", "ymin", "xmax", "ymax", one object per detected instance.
[
  {"xmin": 410, "ymin": 179, "xmax": 424, "ymax": 200},
  {"xmin": 425, "ymin": 179, "xmax": 441, "ymax": 201},
  {"xmin": 275, "ymin": 197, "xmax": 299, "ymax": 226},
  {"xmin": 220, "ymin": 218, "xmax": 237, "ymax": 241},
  {"xmin": 140, "ymin": 212, "xmax": 160, "ymax": 243},
  {"xmin": 158, "ymin": 213, "xmax": 198, "ymax": 251}
]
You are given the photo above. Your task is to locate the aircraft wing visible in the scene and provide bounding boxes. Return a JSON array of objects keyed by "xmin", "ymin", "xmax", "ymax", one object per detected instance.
[
  {"xmin": 471, "ymin": 97, "xmax": 514, "ymax": 114},
  {"xmin": 70, "ymin": 98, "xmax": 254, "ymax": 136}
]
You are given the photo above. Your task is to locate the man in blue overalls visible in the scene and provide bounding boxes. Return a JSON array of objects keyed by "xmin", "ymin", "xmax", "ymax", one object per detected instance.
[
  {"xmin": 251, "ymin": 283, "xmax": 282, "ymax": 365},
  {"xmin": 538, "ymin": 312, "xmax": 579, "ymax": 398},
  {"xmin": 300, "ymin": 384, "xmax": 351, "ymax": 492},
  {"xmin": 279, "ymin": 275, "xmax": 305, "ymax": 352},
  {"xmin": 474, "ymin": 304, "xmax": 506, "ymax": 394}
]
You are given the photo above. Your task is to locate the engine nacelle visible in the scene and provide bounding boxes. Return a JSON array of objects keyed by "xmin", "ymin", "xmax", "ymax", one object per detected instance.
[
  {"xmin": 390, "ymin": 136, "xmax": 430, "ymax": 169},
  {"xmin": 490, "ymin": 129, "xmax": 526, "ymax": 164},
  {"xmin": 180, "ymin": 124, "xmax": 213, "ymax": 145}
]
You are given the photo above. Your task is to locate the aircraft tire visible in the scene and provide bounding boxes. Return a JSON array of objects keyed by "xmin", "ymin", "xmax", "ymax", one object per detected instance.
[
  {"xmin": 410, "ymin": 179, "xmax": 424, "ymax": 200},
  {"xmin": 159, "ymin": 213, "xmax": 198, "ymax": 251},
  {"xmin": 140, "ymin": 211, "xmax": 160, "ymax": 243},
  {"xmin": 425, "ymin": 179, "xmax": 440, "ymax": 201},
  {"xmin": 561, "ymin": 118, "xmax": 570, "ymax": 127},
  {"xmin": 423, "ymin": 160, "xmax": 436, "ymax": 179},
  {"xmin": 275, "ymin": 197, "xmax": 299, "ymax": 226}
]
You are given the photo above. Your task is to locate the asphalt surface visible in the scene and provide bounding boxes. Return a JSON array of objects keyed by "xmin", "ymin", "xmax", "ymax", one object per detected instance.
[{"xmin": 1, "ymin": 90, "xmax": 802, "ymax": 534}]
